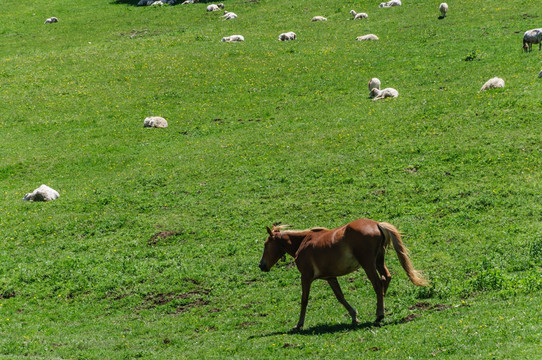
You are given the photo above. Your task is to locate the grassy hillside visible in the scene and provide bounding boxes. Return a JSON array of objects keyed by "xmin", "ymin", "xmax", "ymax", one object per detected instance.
[{"xmin": 1, "ymin": 0, "xmax": 541, "ymax": 358}]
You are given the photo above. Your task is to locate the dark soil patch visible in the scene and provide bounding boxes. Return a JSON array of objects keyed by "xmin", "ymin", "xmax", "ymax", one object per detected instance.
[
  {"xmin": 404, "ymin": 166, "xmax": 418, "ymax": 173},
  {"xmin": 400, "ymin": 313, "xmax": 421, "ymax": 323},
  {"xmin": 176, "ymin": 299, "xmax": 210, "ymax": 313},
  {"xmin": 409, "ymin": 302, "xmax": 451, "ymax": 311},
  {"xmin": 238, "ymin": 321, "xmax": 257, "ymax": 328},
  {"xmin": 0, "ymin": 291, "xmax": 15, "ymax": 299},
  {"xmin": 148, "ymin": 231, "xmax": 182, "ymax": 246},
  {"xmin": 141, "ymin": 287, "xmax": 211, "ymax": 313}
]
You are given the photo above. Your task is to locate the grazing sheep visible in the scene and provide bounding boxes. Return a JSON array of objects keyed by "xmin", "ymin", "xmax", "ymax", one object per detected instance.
[
  {"xmin": 370, "ymin": 87, "xmax": 399, "ymax": 100},
  {"xmin": 221, "ymin": 11, "xmax": 237, "ymax": 20},
  {"xmin": 23, "ymin": 185, "xmax": 59, "ymax": 202},
  {"xmin": 439, "ymin": 3, "xmax": 448, "ymax": 18},
  {"xmin": 207, "ymin": 3, "xmax": 224, "ymax": 11},
  {"xmin": 368, "ymin": 78, "xmax": 381, "ymax": 93},
  {"xmin": 144, "ymin": 116, "xmax": 168, "ymax": 128},
  {"xmin": 44, "ymin": 17, "xmax": 58, "ymax": 24},
  {"xmin": 221, "ymin": 35, "xmax": 245, "ymax": 42},
  {"xmin": 357, "ymin": 34, "xmax": 379, "ymax": 41},
  {"xmin": 379, "ymin": 0, "xmax": 401, "ymax": 8},
  {"xmin": 312, "ymin": 16, "xmax": 327, "ymax": 21},
  {"xmin": 278, "ymin": 32, "xmax": 297, "ymax": 41},
  {"xmin": 350, "ymin": 10, "xmax": 368, "ymax": 20},
  {"xmin": 523, "ymin": 28, "xmax": 542, "ymax": 52},
  {"xmin": 480, "ymin": 77, "xmax": 505, "ymax": 92}
]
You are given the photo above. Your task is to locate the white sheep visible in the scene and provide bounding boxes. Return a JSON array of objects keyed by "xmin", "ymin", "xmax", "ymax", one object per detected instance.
[
  {"xmin": 44, "ymin": 17, "xmax": 58, "ymax": 24},
  {"xmin": 350, "ymin": 10, "xmax": 368, "ymax": 20},
  {"xmin": 278, "ymin": 32, "xmax": 296, "ymax": 41},
  {"xmin": 368, "ymin": 78, "xmax": 381, "ymax": 93},
  {"xmin": 207, "ymin": 3, "xmax": 224, "ymax": 11},
  {"xmin": 311, "ymin": 16, "xmax": 327, "ymax": 21},
  {"xmin": 221, "ymin": 35, "xmax": 244, "ymax": 42},
  {"xmin": 151, "ymin": 1, "xmax": 164, "ymax": 5},
  {"xmin": 221, "ymin": 11, "xmax": 237, "ymax": 20},
  {"xmin": 379, "ymin": 0, "xmax": 401, "ymax": 8},
  {"xmin": 439, "ymin": 3, "xmax": 448, "ymax": 18},
  {"xmin": 370, "ymin": 87, "xmax": 398, "ymax": 100},
  {"xmin": 23, "ymin": 185, "xmax": 60, "ymax": 202},
  {"xmin": 144, "ymin": 116, "xmax": 168, "ymax": 128},
  {"xmin": 480, "ymin": 77, "xmax": 505, "ymax": 92},
  {"xmin": 523, "ymin": 28, "xmax": 542, "ymax": 52},
  {"xmin": 356, "ymin": 34, "xmax": 379, "ymax": 41}
]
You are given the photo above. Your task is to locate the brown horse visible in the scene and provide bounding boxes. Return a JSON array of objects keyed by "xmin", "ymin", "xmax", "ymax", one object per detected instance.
[{"xmin": 259, "ymin": 218, "xmax": 428, "ymax": 330}]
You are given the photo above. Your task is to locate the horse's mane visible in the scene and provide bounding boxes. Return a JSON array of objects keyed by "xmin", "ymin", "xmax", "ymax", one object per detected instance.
[{"xmin": 274, "ymin": 225, "xmax": 328, "ymax": 236}]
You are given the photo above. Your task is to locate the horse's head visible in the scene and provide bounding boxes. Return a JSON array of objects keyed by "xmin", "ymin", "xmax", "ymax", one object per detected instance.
[{"xmin": 259, "ymin": 226, "xmax": 286, "ymax": 272}]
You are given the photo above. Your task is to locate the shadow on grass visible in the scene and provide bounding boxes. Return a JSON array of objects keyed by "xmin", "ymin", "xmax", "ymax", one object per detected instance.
[
  {"xmin": 248, "ymin": 321, "xmax": 375, "ymax": 339},
  {"xmin": 111, "ymin": 0, "xmax": 141, "ymax": 5}
]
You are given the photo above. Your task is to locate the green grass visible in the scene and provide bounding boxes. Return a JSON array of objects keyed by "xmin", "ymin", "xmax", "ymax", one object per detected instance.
[{"xmin": 1, "ymin": 0, "xmax": 541, "ymax": 358}]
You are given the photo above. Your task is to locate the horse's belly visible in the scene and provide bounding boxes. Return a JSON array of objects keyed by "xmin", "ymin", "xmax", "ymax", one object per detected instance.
[{"xmin": 313, "ymin": 250, "xmax": 361, "ymax": 279}]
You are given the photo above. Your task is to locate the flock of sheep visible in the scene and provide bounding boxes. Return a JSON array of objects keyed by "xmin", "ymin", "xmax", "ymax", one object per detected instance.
[
  {"xmin": 40, "ymin": 2, "xmax": 542, "ymax": 101},
  {"xmin": 28, "ymin": 2, "xmax": 542, "ymax": 200}
]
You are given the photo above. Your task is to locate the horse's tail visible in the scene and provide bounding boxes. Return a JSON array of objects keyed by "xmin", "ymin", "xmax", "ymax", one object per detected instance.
[{"xmin": 378, "ymin": 222, "xmax": 429, "ymax": 286}]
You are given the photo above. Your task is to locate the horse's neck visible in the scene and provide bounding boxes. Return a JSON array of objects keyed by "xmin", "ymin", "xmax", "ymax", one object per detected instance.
[{"xmin": 282, "ymin": 232, "xmax": 309, "ymax": 257}]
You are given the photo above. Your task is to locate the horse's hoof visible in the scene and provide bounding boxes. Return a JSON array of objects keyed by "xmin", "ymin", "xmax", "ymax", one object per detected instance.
[
  {"xmin": 291, "ymin": 325, "xmax": 303, "ymax": 332},
  {"xmin": 374, "ymin": 315, "xmax": 384, "ymax": 325},
  {"xmin": 352, "ymin": 318, "xmax": 361, "ymax": 326}
]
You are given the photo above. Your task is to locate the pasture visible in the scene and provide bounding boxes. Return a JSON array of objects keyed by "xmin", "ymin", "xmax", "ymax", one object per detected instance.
[{"xmin": 1, "ymin": 0, "xmax": 541, "ymax": 358}]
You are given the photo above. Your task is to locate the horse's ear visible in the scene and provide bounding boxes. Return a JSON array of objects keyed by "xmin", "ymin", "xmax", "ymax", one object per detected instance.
[{"xmin": 266, "ymin": 226, "xmax": 273, "ymax": 236}]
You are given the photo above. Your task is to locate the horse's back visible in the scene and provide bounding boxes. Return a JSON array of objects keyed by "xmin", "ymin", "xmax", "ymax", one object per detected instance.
[{"xmin": 344, "ymin": 218, "xmax": 382, "ymax": 238}]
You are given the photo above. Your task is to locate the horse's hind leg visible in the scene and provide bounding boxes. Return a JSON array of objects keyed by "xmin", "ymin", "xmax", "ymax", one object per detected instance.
[
  {"xmin": 376, "ymin": 252, "xmax": 392, "ymax": 295},
  {"xmin": 327, "ymin": 278, "xmax": 359, "ymax": 325},
  {"xmin": 364, "ymin": 265, "xmax": 385, "ymax": 323}
]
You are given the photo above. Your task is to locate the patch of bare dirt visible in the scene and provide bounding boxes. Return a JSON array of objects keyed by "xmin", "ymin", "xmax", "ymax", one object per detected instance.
[
  {"xmin": 400, "ymin": 313, "xmax": 421, "ymax": 323},
  {"xmin": 148, "ymin": 231, "xmax": 181, "ymax": 246}
]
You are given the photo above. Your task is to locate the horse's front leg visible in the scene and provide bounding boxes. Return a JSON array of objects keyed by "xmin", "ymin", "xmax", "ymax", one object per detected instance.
[{"xmin": 293, "ymin": 276, "xmax": 312, "ymax": 331}]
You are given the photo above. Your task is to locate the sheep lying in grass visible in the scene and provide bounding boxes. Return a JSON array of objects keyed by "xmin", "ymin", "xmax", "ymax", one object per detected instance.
[
  {"xmin": 144, "ymin": 116, "xmax": 168, "ymax": 128},
  {"xmin": 221, "ymin": 35, "xmax": 244, "ymax": 42},
  {"xmin": 379, "ymin": 0, "xmax": 401, "ymax": 8},
  {"xmin": 370, "ymin": 87, "xmax": 398, "ymax": 100},
  {"xmin": 312, "ymin": 16, "xmax": 327, "ymax": 21},
  {"xmin": 439, "ymin": 3, "xmax": 448, "ymax": 18},
  {"xmin": 23, "ymin": 185, "xmax": 60, "ymax": 202},
  {"xmin": 278, "ymin": 32, "xmax": 296, "ymax": 41},
  {"xmin": 480, "ymin": 77, "xmax": 505, "ymax": 91},
  {"xmin": 221, "ymin": 11, "xmax": 237, "ymax": 20},
  {"xmin": 523, "ymin": 28, "xmax": 542, "ymax": 52},
  {"xmin": 350, "ymin": 10, "xmax": 368, "ymax": 20},
  {"xmin": 44, "ymin": 17, "xmax": 58, "ymax": 24},
  {"xmin": 368, "ymin": 78, "xmax": 381, "ymax": 93},
  {"xmin": 357, "ymin": 34, "xmax": 379, "ymax": 41},
  {"xmin": 207, "ymin": 3, "xmax": 224, "ymax": 11}
]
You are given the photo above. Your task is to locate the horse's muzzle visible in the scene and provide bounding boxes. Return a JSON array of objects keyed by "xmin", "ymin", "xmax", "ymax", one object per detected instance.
[{"xmin": 259, "ymin": 261, "xmax": 269, "ymax": 272}]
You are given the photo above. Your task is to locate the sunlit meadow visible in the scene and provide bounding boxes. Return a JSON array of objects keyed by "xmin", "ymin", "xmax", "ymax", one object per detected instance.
[{"xmin": 0, "ymin": 0, "xmax": 541, "ymax": 358}]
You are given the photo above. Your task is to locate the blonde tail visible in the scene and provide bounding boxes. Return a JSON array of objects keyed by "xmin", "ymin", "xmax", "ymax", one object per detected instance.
[{"xmin": 378, "ymin": 222, "xmax": 429, "ymax": 286}]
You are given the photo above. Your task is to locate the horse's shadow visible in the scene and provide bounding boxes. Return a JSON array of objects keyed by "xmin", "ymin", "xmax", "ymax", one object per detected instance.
[{"xmin": 249, "ymin": 321, "xmax": 375, "ymax": 339}]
